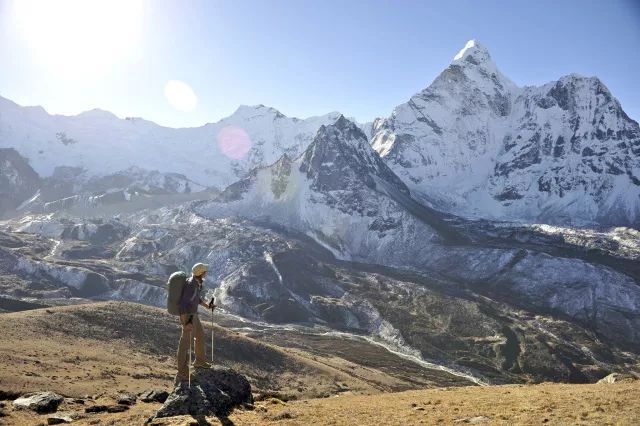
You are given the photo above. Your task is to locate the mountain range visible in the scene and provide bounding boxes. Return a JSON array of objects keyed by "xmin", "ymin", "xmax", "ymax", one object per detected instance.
[
  {"xmin": 2, "ymin": 112, "xmax": 638, "ymax": 385},
  {"xmin": 1, "ymin": 39, "xmax": 639, "ymax": 226},
  {"xmin": 1, "ymin": 40, "xmax": 639, "ymax": 387}
]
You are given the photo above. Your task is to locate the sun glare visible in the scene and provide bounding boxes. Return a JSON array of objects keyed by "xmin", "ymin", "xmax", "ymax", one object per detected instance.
[
  {"xmin": 164, "ymin": 80, "xmax": 198, "ymax": 112},
  {"xmin": 11, "ymin": 0, "xmax": 144, "ymax": 78}
]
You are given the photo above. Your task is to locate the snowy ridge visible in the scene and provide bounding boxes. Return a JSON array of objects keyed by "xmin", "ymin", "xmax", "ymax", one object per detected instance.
[
  {"xmin": 0, "ymin": 98, "xmax": 341, "ymax": 189},
  {"xmin": 372, "ymin": 40, "xmax": 640, "ymax": 226},
  {"xmin": 197, "ymin": 116, "xmax": 444, "ymax": 268}
]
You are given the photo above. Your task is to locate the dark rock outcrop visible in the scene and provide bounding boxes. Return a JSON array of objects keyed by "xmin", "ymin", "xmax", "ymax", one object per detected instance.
[
  {"xmin": 139, "ymin": 389, "xmax": 169, "ymax": 403},
  {"xmin": 116, "ymin": 392, "xmax": 137, "ymax": 405},
  {"xmin": 0, "ymin": 390, "xmax": 21, "ymax": 400},
  {"xmin": 0, "ymin": 148, "xmax": 41, "ymax": 216},
  {"xmin": 13, "ymin": 391, "xmax": 64, "ymax": 414},
  {"xmin": 84, "ymin": 405, "xmax": 109, "ymax": 413},
  {"xmin": 154, "ymin": 367, "xmax": 252, "ymax": 419},
  {"xmin": 84, "ymin": 404, "xmax": 129, "ymax": 413}
]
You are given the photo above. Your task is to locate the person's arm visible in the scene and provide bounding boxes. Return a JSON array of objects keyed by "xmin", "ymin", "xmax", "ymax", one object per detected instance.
[
  {"xmin": 196, "ymin": 281, "xmax": 215, "ymax": 309},
  {"xmin": 199, "ymin": 297, "xmax": 216, "ymax": 310}
]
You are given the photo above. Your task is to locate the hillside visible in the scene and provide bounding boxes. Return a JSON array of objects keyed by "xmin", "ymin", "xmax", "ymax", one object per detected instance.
[
  {"xmin": 0, "ymin": 301, "xmax": 483, "ymax": 424},
  {"xmin": 1, "ymin": 302, "xmax": 638, "ymax": 425},
  {"xmin": 227, "ymin": 381, "xmax": 640, "ymax": 425}
]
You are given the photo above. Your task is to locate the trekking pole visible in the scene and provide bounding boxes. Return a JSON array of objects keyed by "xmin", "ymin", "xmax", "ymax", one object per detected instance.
[
  {"xmin": 209, "ymin": 297, "xmax": 215, "ymax": 363},
  {"xmin": 188, "ymin": 329, "xmax": 192, "ymax": 389}
]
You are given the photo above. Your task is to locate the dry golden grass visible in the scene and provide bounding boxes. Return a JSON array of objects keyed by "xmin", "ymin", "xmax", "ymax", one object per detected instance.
[
  {"xmin": 228, "ymin": 381, "xmax": 640, "ymax": 425},
  {"xmin": 1, "ymin": 302, "xmax": 639, "ymax": 425},
  {"xmin": 0, "ymin": 301, "xmax": 471, "ymax": 402},
  {"xmin": 0, "ymin": 304, "xmax": 175, "ymax": 398}
]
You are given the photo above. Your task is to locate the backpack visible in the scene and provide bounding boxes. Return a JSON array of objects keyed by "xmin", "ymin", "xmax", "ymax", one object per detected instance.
[{"xmin": 167, "ymin": 271, "xmax": 188, "ymax": 315}]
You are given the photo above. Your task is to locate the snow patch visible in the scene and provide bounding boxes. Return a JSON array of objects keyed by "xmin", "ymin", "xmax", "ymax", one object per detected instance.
[{"xmin": 453, "ymin": 39, "xmax": 478, "ymax": 61}]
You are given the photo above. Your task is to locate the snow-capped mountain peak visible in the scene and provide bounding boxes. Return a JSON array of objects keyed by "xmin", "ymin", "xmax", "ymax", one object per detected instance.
[
  {"xmin": 371, "ymin": 40, "xmax": 640, "ymax": 226},
  {"xmin": 300, "ymin": 115, "xmax": 410, "ymax": 196},
  {"xmin": 199, "ymin": 115, "xmax": 446, "ymax": 262},
  {"xmin": 229, "ymin": 104, "xmax": 286, "ymax": 120},
  {"xmin": 303, "ymin": 115, "xmax": 374, "ymax": 163},
  {"xmin": 453, "ymin": 39, "xmax": 490, "ymax": 63},
  {"xmin": 447, "ymin": 39, "xmax": 515, "ymax": 91}
]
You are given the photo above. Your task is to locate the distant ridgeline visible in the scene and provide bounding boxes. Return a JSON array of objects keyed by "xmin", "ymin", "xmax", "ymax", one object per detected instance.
[{"xmin": 1, "ymin": 39, "xmax": 638, "ymax": 225}]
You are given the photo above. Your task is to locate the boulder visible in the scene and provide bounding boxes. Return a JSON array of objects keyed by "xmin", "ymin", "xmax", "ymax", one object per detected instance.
[
  {"xmin": 140, "ymin": 389, "xmax": 169, "ymax": 403},
  {"xmin": 597, "ymin": 373, "xmax": 638, "ymax": 384},
  {"xmin": 107, "ymin": 405, "xmax": 129, "ymax": 413},
  {"xmin": 116, "ymin": 393, "xmax": 137, "ymax": 405},
  {"xmin": 47, "ymin": 414, "xmax": 74, "ymax": 424},
  {"xmin": 47, "ymin": 412, "xmax": 85, "ymax": 424},
  {"xmin": 153, "ymin": 366, "xmax": 252, "ymax": 419},
  {"xmin": 85, "ymin": 404, "xmax": 130, "ymax": 413},
  {"xmin": 13, "ymin": 391, "xmax": 64, "ymax": 414},
  {"xmin": 84, "ymin": 405, "xmax": 109, "ymax": 413}
]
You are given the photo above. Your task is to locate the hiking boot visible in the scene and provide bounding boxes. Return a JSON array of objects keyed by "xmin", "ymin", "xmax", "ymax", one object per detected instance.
[{"xmin": 173, "ymin": 375, "xmax": 189, "ymax": 387}]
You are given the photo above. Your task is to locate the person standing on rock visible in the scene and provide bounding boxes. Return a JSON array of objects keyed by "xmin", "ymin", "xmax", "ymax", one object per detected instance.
[{"xmin": 175, "ymin": 262, "xmax": 216, "ymax": 385}]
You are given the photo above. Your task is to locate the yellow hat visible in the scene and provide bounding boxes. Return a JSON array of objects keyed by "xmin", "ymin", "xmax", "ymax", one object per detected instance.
[{"xmin": 192, "ymin": 263, "xmax": 209, "ymax": 277}]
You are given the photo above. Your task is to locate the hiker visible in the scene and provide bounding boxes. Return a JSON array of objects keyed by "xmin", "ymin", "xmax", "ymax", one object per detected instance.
[{"xmin": 175, "ymin": 262, "xmax": 216, "ymax": 385}]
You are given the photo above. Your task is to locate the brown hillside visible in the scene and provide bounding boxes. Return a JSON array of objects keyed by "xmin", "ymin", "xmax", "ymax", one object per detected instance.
[
  {"xmin": 0, "ymin": 301, "xmax": 388, "ymax": 400},
  {"xmin": 0, "ymin": 302, "xmax": 639, "ymax": 425}
]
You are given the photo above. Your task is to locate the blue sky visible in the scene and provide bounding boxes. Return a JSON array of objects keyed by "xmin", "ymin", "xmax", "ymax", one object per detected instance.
[{"xmin": 1, "ymin": 0, "xmax": 639, "ymax": 128}]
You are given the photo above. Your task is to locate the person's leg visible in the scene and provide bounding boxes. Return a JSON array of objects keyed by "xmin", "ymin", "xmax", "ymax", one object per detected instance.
[
  {"xmin": 192, "ymin": 314, "xmax": 207, "ymax": 366},
  {"xmin": 175, "ymin": 321, "xmax": 190, "ymax": 383}
]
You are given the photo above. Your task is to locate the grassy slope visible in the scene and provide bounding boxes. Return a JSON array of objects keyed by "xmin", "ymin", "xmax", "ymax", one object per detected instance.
[
  {"xmin": 229, "ymin": 382, "xmax": 640, "ymax": 425},
  {"xmin": 0, "ymin": 301, "xmax": 395, "ymax": 399},
  {"xmin": 2, "ymin": 301, "xmax": 639, "ymax": 425}
]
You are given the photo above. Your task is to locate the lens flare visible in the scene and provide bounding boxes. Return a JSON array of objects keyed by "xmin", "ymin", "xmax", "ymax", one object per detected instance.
[
  {"xmin": 164, "ymin": 80, "xmax": 198, "ymax": 112},
  {"xmin": 217, "ymin": 126, "xmax": 252, "ymax": 160}
]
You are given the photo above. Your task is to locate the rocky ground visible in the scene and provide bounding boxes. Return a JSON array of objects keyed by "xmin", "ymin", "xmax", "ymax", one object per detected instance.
[{"xmin": 3, "ymin": 379, "xmax": 639, "ymax": 425}]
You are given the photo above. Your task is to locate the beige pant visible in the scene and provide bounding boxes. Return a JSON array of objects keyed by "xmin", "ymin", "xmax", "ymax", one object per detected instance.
[{"xmin": 176, "ymin": 313, "xmax": 206, "ymax": 381}]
